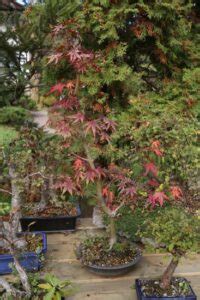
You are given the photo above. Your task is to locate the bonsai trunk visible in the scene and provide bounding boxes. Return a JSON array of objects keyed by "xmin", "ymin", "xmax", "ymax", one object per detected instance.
[
  {"xmin": 38, "ymin": 177, "xmax": 49, "ymax": 211},
  {"xmin": 84, "ymin": 144, "xmax": 117, "ymax": 249},
  {"xmin": 10, "ymin": 248, "xmax": 31, "ymax": 296},
  {"xmin": 160, "ymin": 256, "xmax": 179, "ymax": 289},
  {"xmin": 9, "ymin": 165, "xmax": 21, "ymax": 235},
  {"xmin": 109, "ymin": 217, "xmax": 117, "ymax": 250}
]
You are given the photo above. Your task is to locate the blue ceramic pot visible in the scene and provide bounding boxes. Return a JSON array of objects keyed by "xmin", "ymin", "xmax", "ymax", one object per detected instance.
[
  {"xmin": 135, "ymin": 278, "xmax": 197, "ymax": 300},
  {"xmin": 0, "ymin": 232, "xmax": 47, "ymax": 275}
]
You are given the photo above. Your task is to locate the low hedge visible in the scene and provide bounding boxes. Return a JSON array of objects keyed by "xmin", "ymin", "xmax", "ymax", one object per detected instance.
[{"xmin": 0, "ymin": 106, "xmax": 31, "ymax": 126}]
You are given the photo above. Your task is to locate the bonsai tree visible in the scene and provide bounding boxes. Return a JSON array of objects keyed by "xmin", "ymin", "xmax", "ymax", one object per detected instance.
[
  {"xmin": 0, "ymin": 134, "xmax": 42, "ymax": 297},
  {"xmin": 46, "ymin": 22, "xmax": 175, "ymax": 251},
  {"xmin": 140, "ymin": 207, "xmax": 200, "ymax": 290}
]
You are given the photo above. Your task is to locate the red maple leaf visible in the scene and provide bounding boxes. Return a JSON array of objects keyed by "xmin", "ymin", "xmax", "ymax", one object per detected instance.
[
  {"xmin": 56, "ymin": 121, "xmax": 71, "ymax": 137},
  {"xmin": 48, "ymin": 83, "xmax": 67, "ymax": 95},
  {"xmin": 147, "ymin": 179, "xmax": 159, "ymax": 187},
  {"xmin": 47, "ymin": 53, "xmax": 63, "ymax": 65},
  {"xmin": 68, "ymin": 112, "xmax": 85, "ymax": 123},
  {"xmin": 52, "ymin": 24, "xmax": 65, "ymax": 35},
  {"xmin": 68, "ymin": 47, "xmax": 82, "ymax": 63},
  {"xmin": 85, "ymin": 120, "xmax": 100, "ymax": 137},
  {"xmin": 170, "ymin": 186, "xmax": 183, "ymax": 200},
  {"xmin": 102, "ymin": 117, "xmax": 116, "ymax": 131},
  {"xmin": 148, "ymin": 192, "xmax": 168, "ymax": 207},
  {"xmin": 54, "ymin": 97, "xmax": 79, "ymax": 110},
  {"xmin": 144, "ymin": 162, "xmax": 158, "ymax": 177},
  {"xmin": 99, "ymin": 131, "xmax": 110, "ymax": 142},
  {"xmin": 73, "ymin": 158, "xmax": 84, "ymax": 171},
  {"xmin": 54, "ymin": 176, "xmax": 75, "ymax": 195},
  {"xmin": 95, "ymin": 167, "xmax": 106, "ymax": 178},
  {"xmin": 120, "ymin": 186, "xmax": 136, "ymax": 198},
  {"xmin": 84, "ymin": 168, "xmax": 98, "ymax": 183},
  {"xmin": 66, "ymin": 80, "xmax": 75, "ymax": 92},
  {"xmin": 150, "ymin": 140, "xmax": 163, "ymax": 156}
]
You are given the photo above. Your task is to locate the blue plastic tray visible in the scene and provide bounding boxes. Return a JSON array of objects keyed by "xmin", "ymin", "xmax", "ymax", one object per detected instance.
[{"xmin": 0, "ymin": 232, "xmax": 47, "ymax": 275}]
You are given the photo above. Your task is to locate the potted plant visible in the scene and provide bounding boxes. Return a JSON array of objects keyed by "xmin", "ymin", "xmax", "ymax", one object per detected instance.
[
  {"xmin": 136, "ymin": 207, "xmax": 199, "ymax": 299},
  {"xmin": 0, "ymin": 225, "xmax": 47, "ymax": 275},
  {"xmin": 37, "ymin": 274, "xmax": 76, "ymax": 299},
  {"xmin": 3, "ymin": 127, "xmax": 81, "ymax": 232},
  {"xmin": 0, "ymin": 273, "xmax": 75, "ymax": 299},
  {"xmin": 0, "ymin": 140, "xmax": 47, "ymax": 275}
]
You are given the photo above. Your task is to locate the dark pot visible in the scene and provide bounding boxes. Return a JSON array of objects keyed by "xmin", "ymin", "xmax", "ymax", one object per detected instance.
[
  {"xmin": 80, "ymin": 248, "xmax": 142, "ymax": 276},
  {"xmin": 0, "ymin": 232, "xmax": 47, "ymax": 275},
  {"xmin": 135, "ymin": 278, "xmax": 197, "ymax": 300},
  {"xmin": 20, "ymin": 205, "xmax": 81, "ymax": 232}
]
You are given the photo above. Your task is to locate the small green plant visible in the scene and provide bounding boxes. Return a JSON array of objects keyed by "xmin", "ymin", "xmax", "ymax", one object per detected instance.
[
  {"xmin": 18, "ymin": 96, "xmax": 37, "ymax": 110},
  {"xmin": 139, "ymin": 207, "xmax": 200, "ymax": 289},
  {"xmin": 38, "ymin": 274, "xmax": 75, "ymax": 300},
  {"xmin": 179, "ymin": 280, "xmax": 190, "ymax": 295}
]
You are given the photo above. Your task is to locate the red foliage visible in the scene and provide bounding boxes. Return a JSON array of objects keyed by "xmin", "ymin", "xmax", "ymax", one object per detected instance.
[
  {"xmin": 85, "ymin": 120, "xmax": 100, "ymax": 137},
  {"xmin": 144, "ymin": 162, "xmax": 158, "ymax": 177},
  {"xmin": 68, "ymin": 112, "xmax": 85, "ymax": 123},
  {"xmin": 54, "ymin": 96, "xmax": 79, "ymax": 110},
  {"xmin": 54, "ymin": 176, "xmax": 76, "ymax": 195},
  {"xmin": 150, "ymin": 140, "xmax": 163, "ymax": 157},
  {"xmin": 102, "ymin": 186, "xmax": 115, "ymax": 209},
  {"xmin": 170, "ymin": 186, "xmax": 183, "ymax": 200},
  {"xmin": 48, "ymin": 82, "xmax": 67, "ymax": 95},
  {"xmin": 147, "ymin": 179, "xmax": 160, "ymax": 187},
  {"xmin": 73, "ymin": 158, "xmax": 85, "ymax": 171},
  {"xmin": 148, "ymin": 192, "xmax": 169, "ymax": 207},
  {"xmin": 46, "ymin": 22, "xmax": 171, "ymax": 212}
]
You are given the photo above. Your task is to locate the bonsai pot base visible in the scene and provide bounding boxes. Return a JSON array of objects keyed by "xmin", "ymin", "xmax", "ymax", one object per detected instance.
[
  {"xmin": 81, "ymin": 249, "xmax": 142, "ymax": 276},
  {"xmin": 20, "ymin": 205, "xmax": 81, "ymax": 232}
]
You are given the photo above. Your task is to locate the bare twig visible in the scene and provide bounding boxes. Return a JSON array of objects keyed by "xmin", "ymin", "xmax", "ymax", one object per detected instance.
[{"xmin": 0, "ymin": 188, "xmax": 12, "ymax": 195}]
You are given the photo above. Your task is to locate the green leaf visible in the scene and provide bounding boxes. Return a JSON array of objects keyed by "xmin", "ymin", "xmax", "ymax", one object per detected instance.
[
  {"xmin": 44, "ymin": 287, "xmax": 56, "ymax": 300},
  {"xmin": 38, "ymin": 283, "xmax": 52, "ymax": 290}
]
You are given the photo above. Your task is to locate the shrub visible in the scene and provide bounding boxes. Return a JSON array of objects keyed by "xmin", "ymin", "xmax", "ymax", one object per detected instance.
[
  {"xmin": 18, "ymin": 96, "xmax": 37, "ymax": 110},
  {"xmin": 0, "ymin": 106, "xmax": 31, "ymax": 126},
  {"xmin": 0, "ymin": 125, "xmax": 18, "ymax": 146},
  {"xmin": 104, "ymin": 205, "xmax": 164, "ymax": 242},
  {"xmin": 140, "ymin": 207, "xmax": 200, "ymax": 289}
]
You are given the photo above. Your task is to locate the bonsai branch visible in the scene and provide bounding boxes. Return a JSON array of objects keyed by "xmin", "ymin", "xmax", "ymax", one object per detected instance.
[
  {"xmin": 0, "ymin": 188, "xmax": 12, "ymax": 195},
  {"xmin": 0, "ymin": 278, "xmax": 18, "ymax": 298}
]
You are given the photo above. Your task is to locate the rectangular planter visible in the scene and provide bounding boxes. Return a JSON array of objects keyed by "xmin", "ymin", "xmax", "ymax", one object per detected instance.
[
  {"xmin": 20, "ymin": 205, "xmax": 81, "ymax": 232},
  {"xmin": 0, "ymin": 232, "xmax": 47, "ymax": 275},
  {"xmin": 135, "ymin": 279, "xmax": 197, "ymax": 300}
]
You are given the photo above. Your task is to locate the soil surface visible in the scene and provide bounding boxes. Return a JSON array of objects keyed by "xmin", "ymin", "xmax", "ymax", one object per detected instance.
[
  {"xmin": 139, "ymin": 277, "xmax": 193, "ymax": 297},
  {"xmin": 78, "ymin": 236, "xmax": 140, "ymax": 267},
  {"xmin": 23, "ymin": 204, "xmax": 78, "ymax": 217},
  {"xmin": 0, "ymin": 234, "xmax": 43, "ymax": 255}
]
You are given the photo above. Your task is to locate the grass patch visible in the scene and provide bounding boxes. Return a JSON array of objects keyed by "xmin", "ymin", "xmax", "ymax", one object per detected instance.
[{"xmin": 0, "ymin": 125, "xmax": 18, "ymax": 146}]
